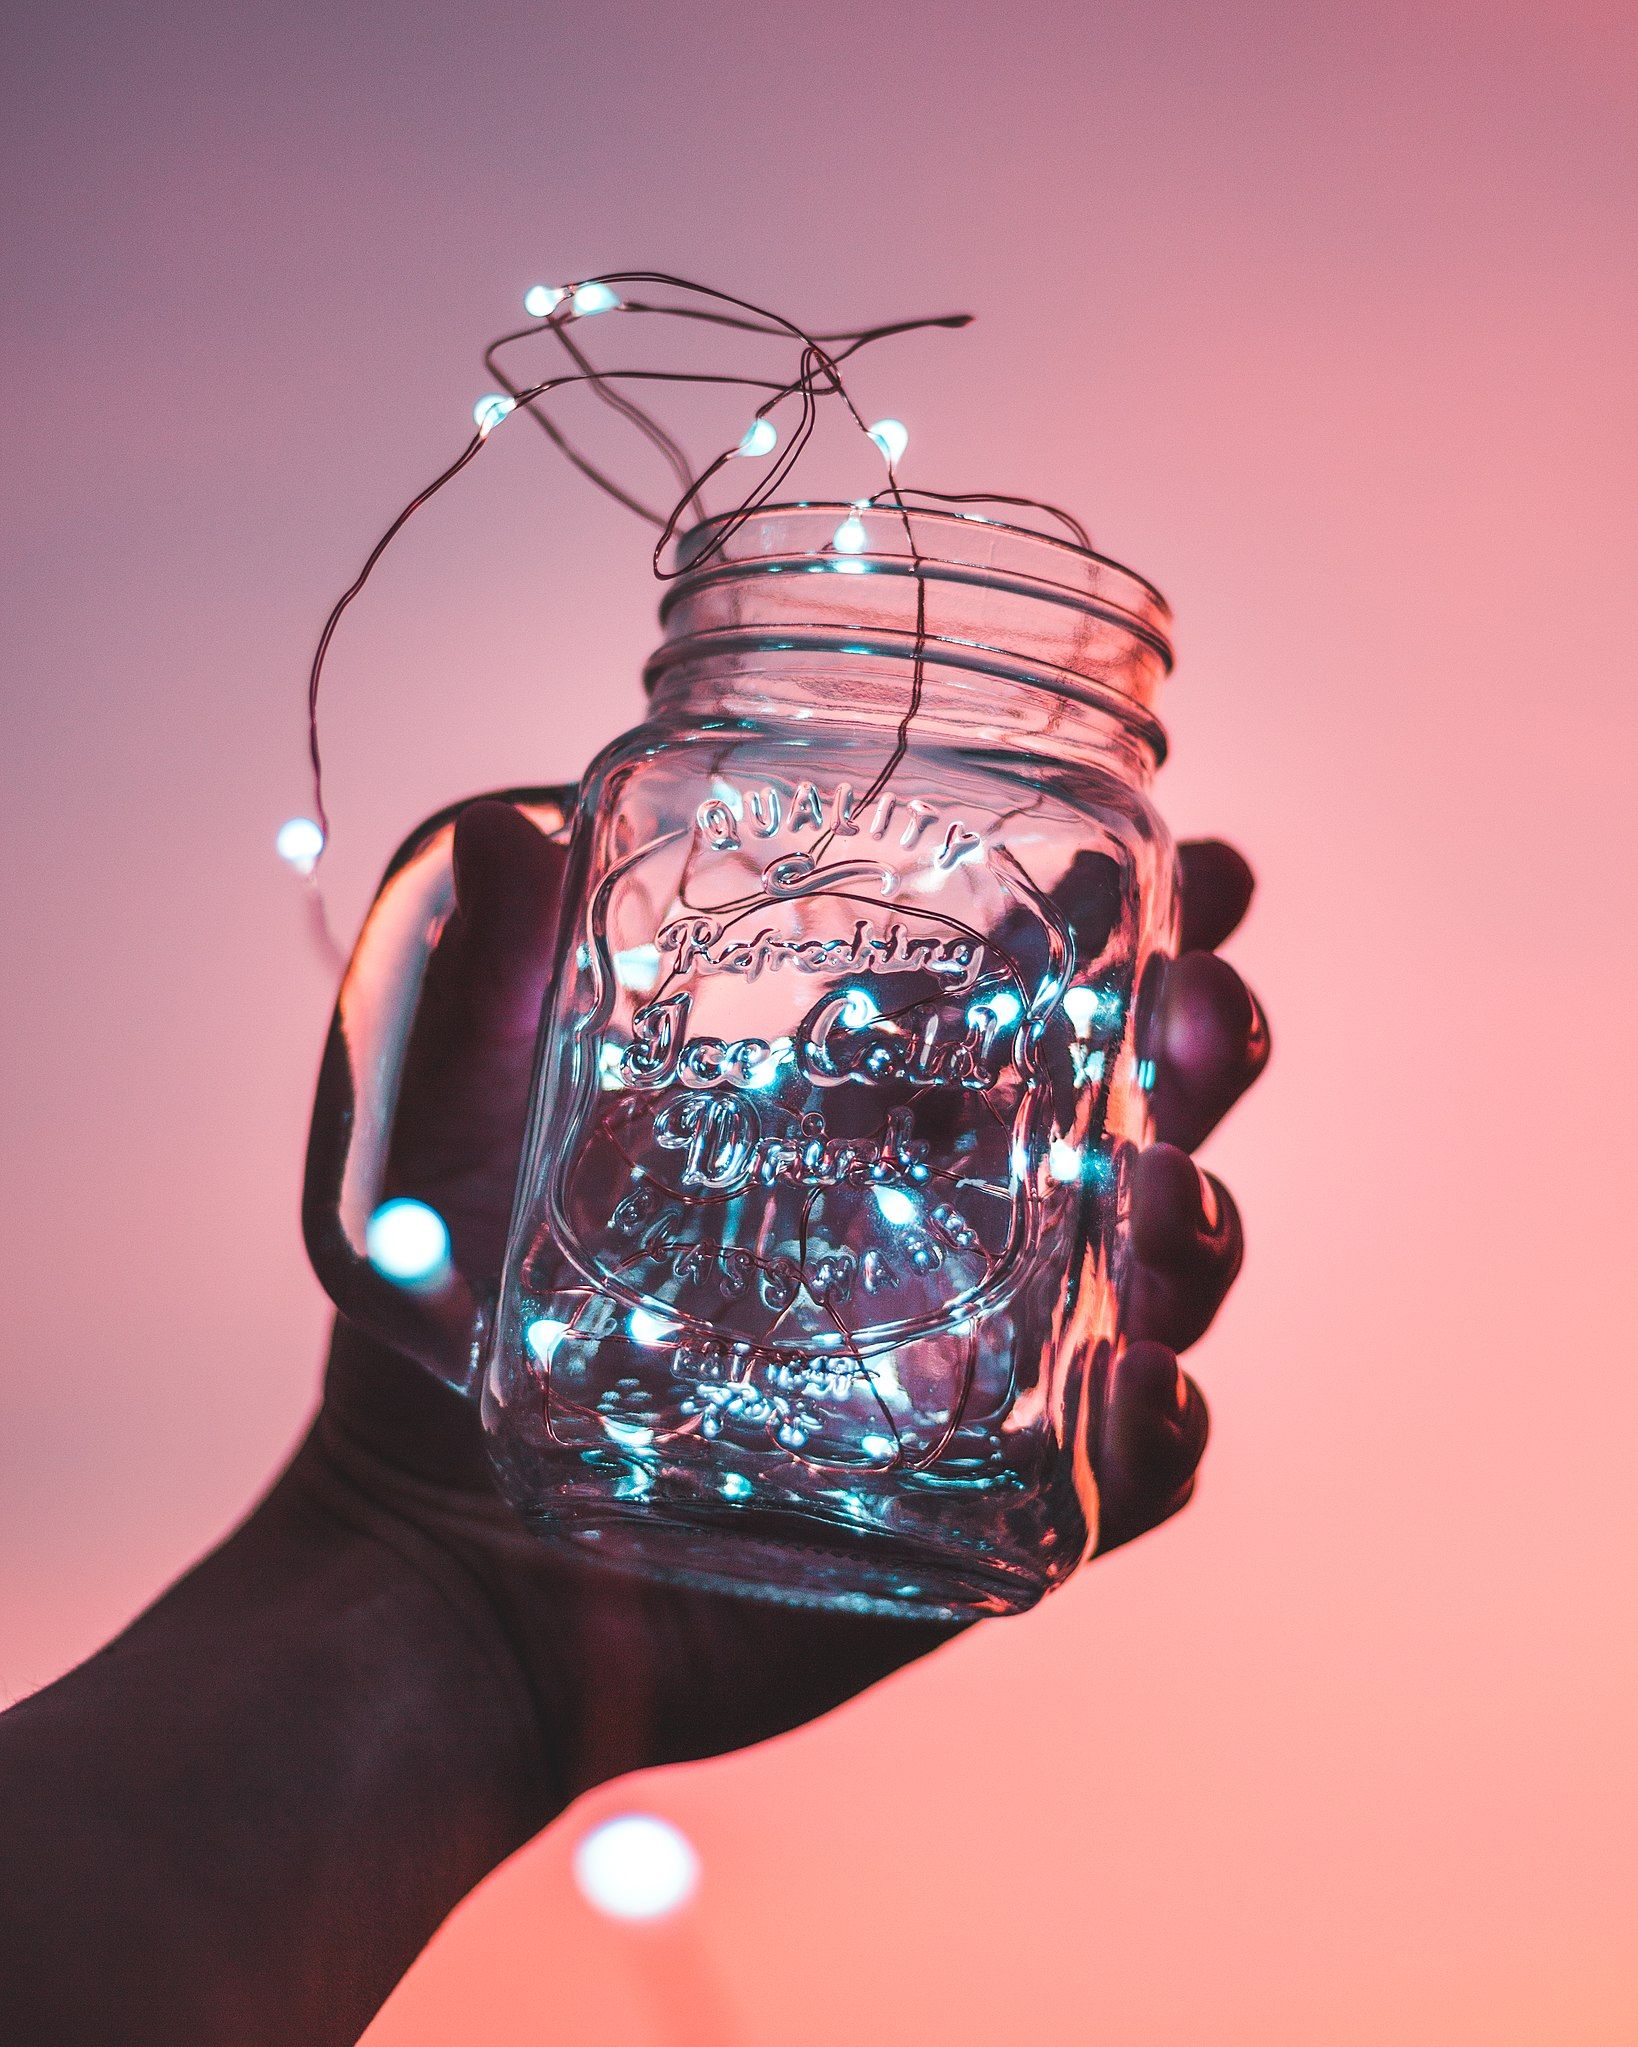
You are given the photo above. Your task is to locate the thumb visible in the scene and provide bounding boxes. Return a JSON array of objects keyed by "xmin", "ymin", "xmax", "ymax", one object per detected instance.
[{"xmin": 385, "ymin": 800, "xmax": 567, "ymax": 1285}]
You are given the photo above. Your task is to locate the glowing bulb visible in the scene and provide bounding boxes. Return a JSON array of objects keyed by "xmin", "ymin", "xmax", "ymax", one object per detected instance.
[
  {"xmin": 1048, "ymin": 1138, "xmax": 1083, "ymax": 1184},
  {"xmin": 614, "ymin": 944, "xmax": 661, "ymax": 992},
  {"xmin": 840, "ymin": 986, "xmax": 879, "ymax": 1025},
  {"xmin": 875, "ymin": 1186, "xmax": 916, "ymax": 1225},
  {"xmin": 523, "ymin": 283, "xmax": 563, "ymax": 317},
  {"xmin": 275, "ymin": 816, "xmax": 324, "ymax": 874},
  {"xmin": 365, "ymin": 1198, "xmax": 450, "ymax": 1286},
  {"xmin": 708, "ymin": 776, "xmax": 744, "ymax": 814},
  {"xmin": 721, "ymin": 1471, "xmax": 753, "ymax": 1500},
  {"xmin": 860, "ymin": 1433, "xmax": 897, "ymax": 1460},
  {"xmin": 526, "ymin": 1316, "xmax": 571, "ymax": 1364},
  {"xmin": 574, "ymin": 1814, "xmax": 700, "ymax": 1921},
  {"xmin": 627, "ymin": 1306, "xmax": 679, "ymax": 1347},
  {"xmin": 1064, "ymin": 984, "xmax": 1124, "ymax": 1032},
  {"xmin": 571, "ymin": 281, "xmax": 620, "ymax": 316},
  {"xmin": 832, "ymin": 512, "xmax": 868, "ymax": 555},
  {"xmin": 744, "ymin": 1037, "xmax": 791, "ymax": 1090},
  {"xmin": 969, "ymin": 989, "xmax": 1023, "ymax": 1030},
  {"xmin": 867, "ymin": 418, "xmax": 909, "ymax": 465},
  {"xmin": 473, "ymin": 392, "xmax": 516, "ymax": 435},
  {"xmin": 736, "ymin": 417, "xmax": 778, "ymax": 458}
]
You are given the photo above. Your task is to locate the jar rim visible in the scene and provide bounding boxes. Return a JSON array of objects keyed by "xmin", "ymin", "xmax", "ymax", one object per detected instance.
[{"xmin": 671, "ymin": 499, "xmax": 1173, "ymax": 670}]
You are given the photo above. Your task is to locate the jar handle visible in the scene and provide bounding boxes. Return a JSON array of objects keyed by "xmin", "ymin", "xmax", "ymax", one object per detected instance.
[{"xmin": 302, "ymin": 786, "xmax": 576, "ymax": 1393}]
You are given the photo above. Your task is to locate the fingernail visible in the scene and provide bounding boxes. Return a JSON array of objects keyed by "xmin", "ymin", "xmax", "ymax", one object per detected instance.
[{"xmin": 1244, "ymin": 989, "xmax": 1271, "ymax": 1066}]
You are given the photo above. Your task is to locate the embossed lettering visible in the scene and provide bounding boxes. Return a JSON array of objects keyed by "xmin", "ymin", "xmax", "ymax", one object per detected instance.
[
  {"xmin": 695, "ymin": 798, "xmax": 741, "ymax": 850},
  {"xmin": 657, "ymin": 913, "xmax": 984, "ymax": 992},
  {"xmin": 654, "ymin": 1090, "xmax": 762, "ymax": 1191}
]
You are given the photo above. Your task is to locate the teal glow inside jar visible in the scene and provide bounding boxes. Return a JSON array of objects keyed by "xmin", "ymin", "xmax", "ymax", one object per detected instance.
[
  {"xmin": 483, "ymin": 504, "xmax": 1177, "ymax": 1616},
  {"xmin": 307, "ymin": 502, "xmax": 1177, "ymax": 1618}
]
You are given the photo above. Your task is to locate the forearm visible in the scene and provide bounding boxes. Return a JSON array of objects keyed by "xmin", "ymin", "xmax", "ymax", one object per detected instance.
[{"xmin": 0, "ymin": 1431, "xmax": 560, "ymax": 2047}]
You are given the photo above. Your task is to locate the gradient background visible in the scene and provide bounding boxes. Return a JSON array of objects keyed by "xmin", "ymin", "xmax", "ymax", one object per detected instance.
[{"xmin": 4, "ymin": 3, "xmax": 1636, "ymax": 2041}]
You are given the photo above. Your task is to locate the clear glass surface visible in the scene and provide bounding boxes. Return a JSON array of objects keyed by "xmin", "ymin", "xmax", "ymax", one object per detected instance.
[{"xmin": 310, "ymin": 505, "xmax": 1178, "ymax": 1618}]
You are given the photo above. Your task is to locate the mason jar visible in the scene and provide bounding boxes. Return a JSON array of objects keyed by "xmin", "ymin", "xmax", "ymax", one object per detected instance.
[{"xmin": 306, "ymin": 503, "xmax": 1177, "ymax": 1619}]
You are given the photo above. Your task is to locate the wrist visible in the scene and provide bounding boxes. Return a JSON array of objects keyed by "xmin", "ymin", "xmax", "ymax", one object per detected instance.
[
  {"xmin": 0, "ymin": 1422, "xmax": 565, "ymax": 2047},
  {"xmin": 277, "ymin": 1412, "xmax": 567, "ymax": 1850}
]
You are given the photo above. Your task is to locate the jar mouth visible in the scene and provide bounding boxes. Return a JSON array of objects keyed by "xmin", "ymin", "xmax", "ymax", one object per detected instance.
[{"xmin": 667, "ymin": 500, "xmax": 1173, "ymax": 673}]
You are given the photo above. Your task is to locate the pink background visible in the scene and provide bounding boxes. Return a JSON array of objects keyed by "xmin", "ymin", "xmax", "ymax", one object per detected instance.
[{"xmin": 4, "ymin": 3, "xmax": 1635, "ymax": 2040}]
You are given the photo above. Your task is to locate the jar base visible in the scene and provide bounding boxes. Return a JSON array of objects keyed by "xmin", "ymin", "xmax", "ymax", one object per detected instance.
[{"xmin": 515, "ymin": 1500, "xmax": 1048, "ymax": 1620}]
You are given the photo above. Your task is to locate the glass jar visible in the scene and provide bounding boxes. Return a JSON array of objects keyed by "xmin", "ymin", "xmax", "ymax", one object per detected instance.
[{"xmin": 306, "ymin": 504, "xmax": 1177, "ymax": 1618}]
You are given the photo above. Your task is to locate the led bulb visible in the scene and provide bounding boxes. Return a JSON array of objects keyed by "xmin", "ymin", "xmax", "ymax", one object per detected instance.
[
  {"xmin": 627, "ymin": 1306, "xmax": 679, "ymax": 1347},
  {"xmin": 523, "ymin": 283, "xmax": 563, "ymax": 317},
  {"xmin": 736, "ymin": 417, "xmax": 778, "ymax": 458},
  {"xmin": 1048, "ymin": 1138, "xmax": 1083, "ymax": 1184},
  {"xmin": 744, "ymin": 1036, "xmax": 791, "ymax": 1090},
  {"xmin": 969, "ymin": 989, "xmax": 1023, "ymax": 1030},
  {"xmin": 867, "ymin": 417, "xmax": 909, "ymax": 465},
  {"xmin": 571, "ymin": 281, "xmax": 620, "ymax": 316},
  {"xmin": 525, "ymin": 1316, "xmax": 572, "ymax": 1364},
  {"xmin": 832, "ymin": 512, "xmax": 869, "ymax": 555},
  {"xmin": 874, "ymin": 1187, "xmax": 917, "ymax": 1226},
  {"xmin": 473, "ymin": 392, "xmax": 516, "ymax": 435},
  {"xmin": 1064, "ymin": 984, "xmax": 1123, "ymax": 1033},
  {"xmin": 275, "ymin": 816, "xmax": 324, "ymax": 874},
  {"xmin": 365, "ymin": 1198, "xmax": 451, "ymax": 1286},
  {"xmin": 574, "ymin": 1815, "xmax": 700, "ymax": 1922},
  {"xmin": 614, "ymin": 944, "xmax": 661, "ymax": 992}
]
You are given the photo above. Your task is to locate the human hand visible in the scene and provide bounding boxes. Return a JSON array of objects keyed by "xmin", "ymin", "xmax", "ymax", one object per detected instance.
[{"xmin": 305, "ymin": 800, "xmax": 1269, "ymax": 1804}]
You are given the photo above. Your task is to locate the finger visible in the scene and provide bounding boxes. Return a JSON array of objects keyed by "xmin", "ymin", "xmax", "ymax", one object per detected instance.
[
  {"xmin": 440, "ymin": 798, "xmax": 567, "ymax": 1047},
  {"xmin": 386, "ymin": 802, "xmax": 566, "ymax": 1275},
  {"xmin": 399, "ymin": 798, "xmax": 564, "ymax": 1081},
  {"xmin": 1093, "ymin": 1340, "xmax": 1209, "ymax": 1555},
  {"xmin": 1126, "ymin": 1144, "xmax": 1244, "ymax": 1351},
  {"xmin": 1150, "ymin": 950, "xmax": 1271, "ymax": 1152},
  {"xmin": 1177, "ymin": 839, "xmax": 1255, "ymax": 953}
]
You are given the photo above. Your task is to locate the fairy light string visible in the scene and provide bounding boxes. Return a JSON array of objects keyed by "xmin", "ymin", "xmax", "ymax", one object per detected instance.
[
  {"xmin": 300, "ymin": 272, "xmax": 1110, "ymax": 1472},
  {"xmin": 304, "ymin": 272, "xmax": 1091, "ymax": 844}
]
